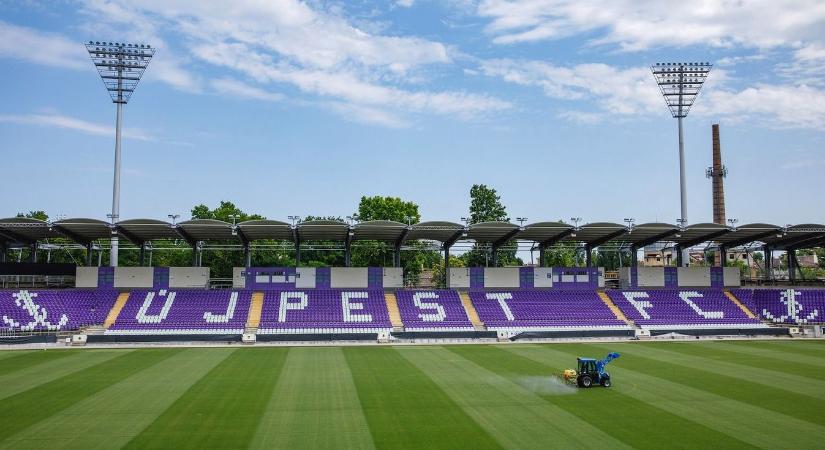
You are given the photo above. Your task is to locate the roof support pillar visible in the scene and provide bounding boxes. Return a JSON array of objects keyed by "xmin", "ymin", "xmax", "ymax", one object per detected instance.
[
  {"xmin": 191, "ymin": 242, "xmax": 198, "ymax": 267},
  {"xmin": 139, "ymin": 244, "xmax": 146, "ymax": 266},
  {"xmin": 0, "ymin": 242, "xmax": 6, "ymax": 263},
  {"xmin": 394, "ymin": 242, "xmax": 402, "ymax": 267},
  {"xmin": 585, "ymin": 245, "xmax": 593, "ymax": 267},
  {"xmin": 244, "ymin": 244, "xmax": 251, "ymax": 268},
  {"xmin": 29, "ymin": 242, "xmax": 37, "ymax": 263},
  {"xmin": 444, "ymin": 245, "xmax": 452, "ymax": 288},
  {"xmin": 344, "ymin": 232, "xmax": 352, "ymax": 267},
  {"xmin": 630, "ymin": 245, "xmax": 638, "ymax": 267},
  {"xmin": 85, "ymin": 243, "xmax": 93, "ymax": 266},
  {"xmin": 490, "ymin": 245, "xmax": 498, "ymax": 267},
  {"xmin": 788, "ymin": 249, "xmax": 797, "ymax": 283},
  {"xmin": 675, "ymin": 245, "xmax": 683, "ymax": 267},
  {"xmin": 294, "ymin": 239, "xmax": 301, "ymax": 266},
  {"xmin": 719, "ymin": 245, "xmax": 727, "ymax": 267},
  {"xmin": 538, "ymin": 244, "xmax": 546, "ymax": 267},
  {"xmin": 763, "ymin": 245, "xmax": 772, "ymax": 282}
]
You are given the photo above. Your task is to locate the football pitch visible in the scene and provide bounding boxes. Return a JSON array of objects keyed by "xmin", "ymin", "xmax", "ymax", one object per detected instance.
[{"xmin": 0, "ymin": 340, "xmax": 823, "ymax": 449}]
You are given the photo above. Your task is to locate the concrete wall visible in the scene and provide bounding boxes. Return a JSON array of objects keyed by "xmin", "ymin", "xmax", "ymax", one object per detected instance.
[
  {"xmin": 723, "ymin": 267, "xmax": 741, "ymax": 287},
  {"xmin": 330, "ymin": 267, "xmax": 368, "ymax": 288},
  {"xmin": 448, "ymin": 268, "xmax": 470, "ymax": 288},
  {"xmin": 75, "ymin": 267, "xmax": 99, "ymax": 288},
  {"xmin": 677, "ymin": 267, "xmax": 711, "ymax": 287},
  {"xmin": 484, "ymin": 268, "xmax": 520, "ymax": 288},
  {"xmin": 382, "ymin": 267, "xmax": 403, "ymax": 289},
  {"xmin": 533, "ymin": 267, "xmax": 553, "ymax": 288},
  {"xmin": 113, "ymin": 267, "xmax": 154, "ymax": 288},
  {"xmin": 296, "ymin": 267, "xmax": 316, "ymax": 288},
  {"xmin": 233, "ymin": 267, "xmax": 246, "ymax": 288},
  {"xmin": 636, "ymin": 267, "xmax": 666, "ymax": 287},
  {"xmin": 169, "ymin": 267, "xmax": 210, "ymax": 288}
]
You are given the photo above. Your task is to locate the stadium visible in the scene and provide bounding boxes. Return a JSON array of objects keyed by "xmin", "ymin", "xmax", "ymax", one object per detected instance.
[{"xmin": 3, "ymin": 2, "xmax": 825, "ymax": 449}]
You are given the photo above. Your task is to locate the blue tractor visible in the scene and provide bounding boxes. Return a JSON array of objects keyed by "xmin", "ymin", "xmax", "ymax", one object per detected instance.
[{"xmin": 562, "ymin": 352, "xmax": 620, "ymax": 388}]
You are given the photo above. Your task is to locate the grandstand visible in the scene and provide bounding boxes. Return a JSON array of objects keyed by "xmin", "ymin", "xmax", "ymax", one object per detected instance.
[{"xmin": 0, "ymin": 216, "xmax": 824, "ymax": 343}]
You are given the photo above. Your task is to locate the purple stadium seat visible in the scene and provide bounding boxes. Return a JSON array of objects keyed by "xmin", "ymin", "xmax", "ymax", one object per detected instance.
[
  {"xmin": 607, "ymin": 289, "xmax": 766, "ymax": 330},
  {"xmin": 469, "ymin": 290, "xmax": 629, "ymax": 332},
  {"xmin": 257, "ymin": 290, "xmax": 391, "ymax": 334},
  {"xmin": 747, "ymin": 289, "xmax": 824, "ymax": 325},
  {"xmin": 395, "ymin": 290, "xmax": 473, "ymax": 331},
  {"xmin": 1, "ymin": 289, "xmax": 117, "ymax": 332},
  {"xmin": 106, "ymin": 289, "xmax": 251, "ymax": 335}
]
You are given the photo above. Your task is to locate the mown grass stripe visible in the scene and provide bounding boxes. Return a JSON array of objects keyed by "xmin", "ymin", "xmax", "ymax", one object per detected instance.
[
  {"xmin": 0, "ymin": 348, "xmax": 234, "ymax": 450},
  {"xmin": 0, "ymin": 350, "xmax": 34, "ymax": 363},
  {"xmin": 0, "ymin": 350, "xmax": 73, "ymax": 376},
  {"xmin": 400, "ymin": 346, "xmax": 633, "ymax": 450},
  {"xmin": 709, "ymin": 341, "xmax": 825, "ymax": 368},
  {"xmin": 343, "ymin": 346, "xmax": 502, "ymax": 450},
  {"xmin": 0, "ymin": 349, "xmax": 180, "ymax": 440},
  {"xmin": 449, "ymin": 345, "xmax": 751, "ymax": 450},
  {"xmin": 515, "ymin": 344, "xmax": 824, "ymax": 449},
  {"xmin": 124, "ymin": 347, "xmax": 288, "ymax": 450},
  {"xmin": 250, "ymin": 347, "xmax": 375, "ymax": 450},
  {"xmin": 0, "ymin": 349, "xmax": 132, "ymax": 401},
  {"xmin": 728, "ymin": 340, "xmax": 825, "ymax": 358},
  {"xmin": 606, "ymin": 343, "xmax": 825, "ymax": 405}
]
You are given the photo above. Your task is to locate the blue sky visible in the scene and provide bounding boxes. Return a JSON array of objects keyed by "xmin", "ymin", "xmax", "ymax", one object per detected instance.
[{"xmin": 1, "ymin": 0, "xmax": 823, "ymax": 227}]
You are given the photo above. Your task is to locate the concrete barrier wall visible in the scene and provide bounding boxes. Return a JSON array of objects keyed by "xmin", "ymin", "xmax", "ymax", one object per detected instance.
[
  {"xmin": 296, "ymin": 267, "xmax": 316, "ymax": 288},
  {"xmin": 637, "ymin": 267, "xmax": 666, "ymax": 287},
  {"xmin": 723, "ymin": 267, "xmax": 741, "ymax": 286},
  {"xmin": 449, "ymin": 268, "xmax": 470, "ymax": 288},
  {"xmin": 382, "ymin": 267, "xmax": 403, "ymax": 288},
  {"xmin": 169, "ymin": 267, "xmax": 210, "ymax": 288},
  {"xmin": 233, "ymin": 267, "xmax": 246, "ymax": 288},
  {"xmin": 533, "ymin": 267, "xmax": 553, "ymax": 288},
  {"xmin": 677, "ymin": 267, "xmax": 711, "ymax": 287},
  {"xmin": 75, "ymin": 267, "xmax": 99, "ymax": 288},
  {"xmin": 330, "ymin": 267, "xmax": 368, "ymax": 288},
  {"xmin": 484, "ymin": 268, "xmax": 520, "ymax": 288},
  {"xmin": 113, "ymin": 267, "xmax": 154, "ymax": 288}
]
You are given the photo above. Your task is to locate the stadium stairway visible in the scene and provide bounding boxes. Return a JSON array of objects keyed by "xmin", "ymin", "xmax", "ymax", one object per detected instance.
[
  {"xmin": 384, "ymin": 292, "xmax": 404, "ymax": 332},
  {"xmin": 597, "ymin": 290, "xmax": 634, "ymax": 326},
  {"xmin": 104, "ymin": 292, "xmax": 130, "ymax": 329},
  {"xmin": 459, "ymin": 292, "xmax": 486, "ymax": 331},
  {"xmin": 724, "ymin": 290, "xmax": 757, "ymax": 319},
  {"xmin": 245, "ymin": 292, "xmax": 265, "ymax": 332}
]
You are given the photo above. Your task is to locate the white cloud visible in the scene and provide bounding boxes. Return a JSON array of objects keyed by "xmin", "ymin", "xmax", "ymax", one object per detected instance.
[
  {"xmin": 210, "ymin": 78, "xmax": 284, "ymax": 102},
  {"xmin": 0, "ymin": 113, "xmax": 153, "ymax": 140},
  {"xmin": 395, "ymin": 0, "xmax": 416, "ymax": 8},
  {"xmin": 0, "ymin": 21, "xmax": 87, "ymax": 69},
  {"xmin": 480, "ymin": 59, "xmax": 663, "ymax": 115},
  {"xmin": 75, "ymin": 0, "xmax": 507, "ymax": 126},
  {"xmin": 483, "ymin": 58, "xmax": 825, "ymax": 129},
  {"xmin": 477, "ymin": 0, "xmax": 825, "ymax": 51}
]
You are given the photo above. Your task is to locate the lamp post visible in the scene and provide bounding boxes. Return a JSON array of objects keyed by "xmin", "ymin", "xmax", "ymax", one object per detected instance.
[{"xmin": 86, "ymin": 41, "xmax": 155, "ymax": 266}]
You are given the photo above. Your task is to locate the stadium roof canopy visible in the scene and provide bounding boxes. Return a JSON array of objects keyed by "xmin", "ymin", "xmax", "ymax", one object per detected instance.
[{"xmin": 1, "ymin": 217, "xmax": 823, "ymax": 251}]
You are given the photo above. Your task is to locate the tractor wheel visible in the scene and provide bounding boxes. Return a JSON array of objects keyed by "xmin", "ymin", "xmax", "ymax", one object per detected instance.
[
  {"xmin": 581, "ymin": 376, "xmax": 592, "ymax": 388},
  {"xmin": 601, "ymin": 378, "xmax": 611, "ymax": 388}
]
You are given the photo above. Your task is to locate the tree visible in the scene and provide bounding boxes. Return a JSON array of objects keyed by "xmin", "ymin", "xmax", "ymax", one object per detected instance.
[
  {"xmin": 463, "ymin": 184, "xmax": 521, "ymax": 267},
  {"xmin": 355, "ymin": 196, "xmax": 420, "ymax": 224},
  {"xmin": 16, "ymin": 211, "xmax": 48, "ymax": 221},
  {"xmin": 350, "ymin": 196, "xmax": 438, "ymax": 285}
]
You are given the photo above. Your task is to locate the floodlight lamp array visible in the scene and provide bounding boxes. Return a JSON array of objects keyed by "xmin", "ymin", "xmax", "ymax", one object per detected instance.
[
  {"xmin": 651, "ymin": 62, "xmax": 712, "ymax": 118},
  {"xmin": 86, "ymin": 41, "xmax": 155, "ymax": 103}
]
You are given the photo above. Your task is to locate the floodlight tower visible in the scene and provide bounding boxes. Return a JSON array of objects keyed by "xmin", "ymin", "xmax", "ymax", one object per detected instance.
[
  {"xmin": 86, "ymin": 41, "xmax": 155, "ymax": 266},
  {"xmin": 652, "ymin": 62, "xmax": 711, "ymax": 266}
]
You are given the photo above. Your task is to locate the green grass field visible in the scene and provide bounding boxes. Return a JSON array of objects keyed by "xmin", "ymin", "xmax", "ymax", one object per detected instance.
[{"xmin": 0, "ymin": 340, "xmax": 823, "ymax": 449}]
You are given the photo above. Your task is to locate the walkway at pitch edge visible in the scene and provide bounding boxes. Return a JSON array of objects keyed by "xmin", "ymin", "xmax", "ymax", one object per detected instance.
[{"xmin": 104, "ymin": 292, "xmax": 130, "ymax": 328}]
